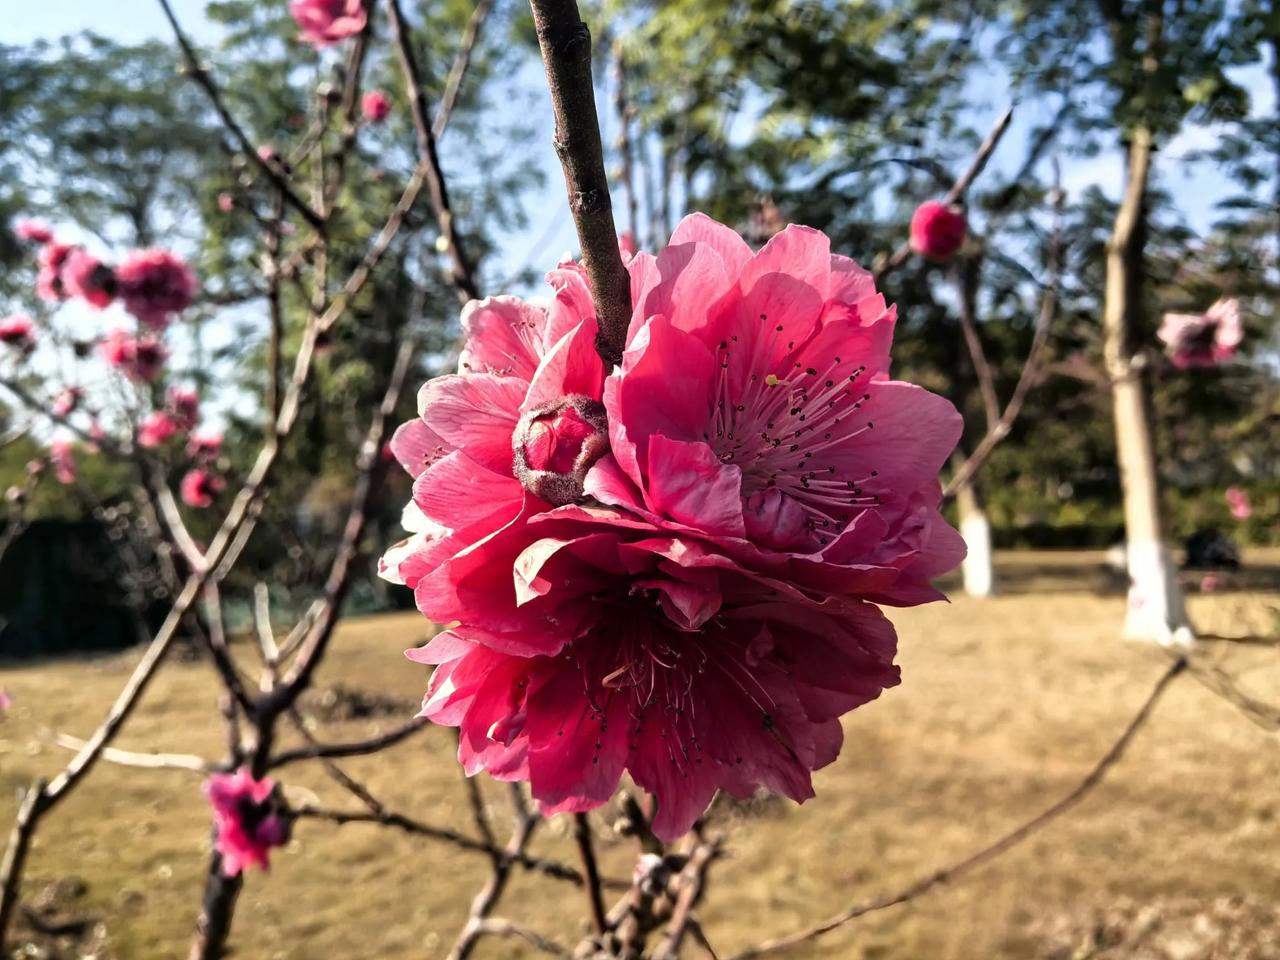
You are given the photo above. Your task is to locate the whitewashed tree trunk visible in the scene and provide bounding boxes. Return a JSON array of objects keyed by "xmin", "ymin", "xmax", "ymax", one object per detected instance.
[
  {"xmin": 956, "ymin": 481, "xmax": 995, "ymax": 598},
  {"xmin": 1102, "ymin": 125, "xmax": 1194, "ymax": 647}
]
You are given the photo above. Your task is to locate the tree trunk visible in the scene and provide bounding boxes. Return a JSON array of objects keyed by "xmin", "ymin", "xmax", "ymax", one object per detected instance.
[
  {"xmin": 956, "ymin": 479, "xmax": 996, "ymax": 598},
  {"xmin": 1102, "ymin": 126, "xmax": 1193, "ymax": 646}
]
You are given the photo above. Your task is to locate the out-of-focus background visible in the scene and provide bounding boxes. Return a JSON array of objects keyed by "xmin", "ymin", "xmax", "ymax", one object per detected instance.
[{"xmin": 1, "ymin": 0, "xmax": 1277, "ymax": 957}]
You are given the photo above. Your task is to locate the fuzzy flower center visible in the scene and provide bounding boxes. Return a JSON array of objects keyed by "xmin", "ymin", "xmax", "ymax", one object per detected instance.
[
  {"xmin": 709, "ymin": 323, "xmax": 880, "ymax": 546},
  {"xmin": 512, "ymin": 396, "xmax": 609, "ymax": 506}
]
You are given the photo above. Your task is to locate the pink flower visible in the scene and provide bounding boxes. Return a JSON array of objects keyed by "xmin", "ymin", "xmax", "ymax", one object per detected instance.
[
  {"xmin": 51, "ymin": 387, "xmax": 84, "ymax": 418},
  {"xmin": 138, "ymin": 411, "xmax": 179, "ymax": 448},
  {"xmin": 1159, "ymin": 297, "xmax": 1243, "ymax": 369},
  {"xmin": 36, "ymin": 242, "xmax": 75, "ymax": 301},
  {"xmin": 1200, "ymin": 573, "xmax": 1224, "ymax": 593},
  {"xmin": 87, "ymin": 421, "xmax": 105, "ymax": 453},
  {"xmin": 407, "ymin": 515, "xmax": 900, "ymax": 841},
  {"xmin": 0, "ymin": 315, "xmax": 36, "ymax": 352},
  {"xmin": 62, "ymin": 250, "xmax": 117, "ymax": 309},
  {"xmin": 909, "ymin": 200, "xmax": 966, "ymax": 260},
  {"xmin": 166, "ymin": 386, "xmax": 200, "ymax": 431},
  {"xmin": 256, "ymin": 144, "xmax": 278, "ymax": 164},
  {"xmin": 203, "ymin": 769, "xmax": 290, "ymax": 877},
  {"xmin": 289, "ymin": 0, "xmax": 366, "ymax": 47},
  {"xmin": 180, "ymin": 468, "xmax": 225, "ymax": 508},
  {"xmin": 361, "ymin": 90, "xmax": 391, "ymax": 124},
  {"xmin": 14, "ymin": 219, "xmax": 53, "ymax": 244},
  {"xmin": 187, "ymin": 432, "xmax": 223, "ymax": 460},
  {"xmin": 100, "ymin": 329, "xmax": 168, "ymax": 383},
  {"xmin": 1226, "ymin": 486, "xmax": 1251, "ymax": 520},
  {"xmin": 382, "ymin": 215, "xmax": 962, "ymax": 838},
  {"xmin": 0, "ymin": 688, "xmax": 11, "ymax": 714},
  {"xmin": 217, "ymin": 192, "xmax": 235, "ymax": 213},
  {"xmin": 116, "ymin": 249, "xmax": 198, "ymax": 329},
  {"xmin": 49, "ymin": 440, "xmax": 76, "ymax": 485}
]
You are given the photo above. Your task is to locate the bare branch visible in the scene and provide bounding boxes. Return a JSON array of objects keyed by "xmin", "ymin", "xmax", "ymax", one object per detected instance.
[
  {"xmin": 573, "ymin": 812, "xmax": 608, "ymax": 936},
  {"xmin": 529, "ymin": 0, "xmax": 633, "ymax": 367},
  {"xmin": 268, "ymin": 715, "xmax": 429, "ymax": 769},
  {"xmin": 471, "ymin": 918, "xmax": 570, "ymax": 957},
  {"xmin": 49, "ymin": 734, "xmax": 215, "ymax": 773},
  {"xmin": 434, "ymin": 0, "xmax": 496, "ymax": 140}
]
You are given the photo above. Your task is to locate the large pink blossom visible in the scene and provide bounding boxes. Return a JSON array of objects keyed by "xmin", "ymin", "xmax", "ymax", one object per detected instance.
[
  {"xmin": 383, "ymin": 215, "xmax": 962, "ymax": 838},
  {"xmin": 407, "ymin": 509, "xmax": 900, "ymax": 840},
  {"xmin": 100, "ymin": 329, "xmax": 168, "ymax": 383},
  {"xmin": 116, "ymin": 249, "xmax": 198, "ymax": 329},
  {"xmin": 62, "ymin": 250, "xmax": 116, "ymax": 309},
  {"xmin": 909, "ymin": 200, "xmax": 966, "ymax": 260},
  {"xmin": 203, "ymin": 769, "xmax": 290, "ymax": 877},
  {"xmin": 0, "ymin": 315, "xmax": 36, "ymax": 352},
  {"xmin": 289, "ymin": 0, "xmax": 366, "ymax": 47},
  {"xmin": 1158, "ymin": 297, "xmax": 1243, "ymax": 369},
  {"xmin": 138, "ymin": 411, "xmax": 179, "ymax": 448},
  {"xmin": 181, "ymin": 468, "xmax": 224, "ymax": 508},
  {"xmin": 49, "ymin": 440, "xmax": 76, "ymax": 485},
  {"xmin": 596, "ymin": 215, "xmax": 963, "ymax": 606}
]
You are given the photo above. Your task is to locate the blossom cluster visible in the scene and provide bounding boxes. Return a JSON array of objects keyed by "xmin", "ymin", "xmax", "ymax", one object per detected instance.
[
  {"xmin": 6, "ymin": 220, "xmax": 224, "ymax": 505},
  {"xmin": 382, "ymin": 215, "xmax": 965, "ymax": 839}
]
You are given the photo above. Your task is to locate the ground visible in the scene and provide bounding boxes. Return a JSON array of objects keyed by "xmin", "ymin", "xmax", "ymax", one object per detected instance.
[{"xmin": 2, "ymin": 550, "xmax": 1278, "ymax": 959}]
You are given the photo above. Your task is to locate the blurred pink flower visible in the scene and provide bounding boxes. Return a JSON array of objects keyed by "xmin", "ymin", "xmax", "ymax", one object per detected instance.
[
  {"xmin": 382, "ymin": 215, "xmax": 961, "ymax": 839},
  {"xmin": 138, "ymin": 411, "xmax": 179, "ymax": 448},
  {"xmin": 36, "ymin": 242, "xmax": 75, "ymax": 301},
  {"xmin": 0, "ymin": 315, "xmax": 36, "ymax": 352},
  {"xmin": 49, "ymin": 440, "xmax": 76, "ymax": 485},
  {"xmin": 1200, "ymin": 573, "xmax": 1224, "ymax": 593},
  {"xmin": 360, "ymin": 90, "xmax": 391, "ymax": 123},
  {"xmin": 100, "ymin": 329, "xmax": 168, "ymax": 383},
  {"xmin": 216, "ymin": 192, "xmax": 235, "ymax": 213},
  {"xmin": 166, "ymin": 386, "xmax": 200, "ymax": 431},
  {"xmin": 62, "ymin": 249, "xmax": 116, "ymax": 309},
  {"xmin": 116, "ymin": 249, "xmax": 198, "ymax": 329},
  {"xmin": 1225, "ymin": 486, "xmax": 1252, "ymax": 520},
  {"xmin": 51, "ymin": 387, "xmax": 84, "ymax": 418},
  {"xmin": 1158, "ymin": 297, "xmax": 1243, "ymax": 369},
  {"xmin": 909, "ymin": 200, "xmax": 966, "ymax": 260},
  {"xmin": 256, "ymin": 144, "xmax": 278, "ymax": 164},
  {"xmin": 180, "ymin": 468, "xmax": 224, "ymax": 508},
  {"xmin": 289, "ymin": 0, "xmax": 366, "ymax": 47},
  {"xmin": 187, "ymin": 432, "xmax": 223, "ymax": 460},
  {"xmin": 203, "ymin": 769, "xmax": 289, "ymax": 877},
  {"xmin": 14, "ymin": 219, "xmax": 53, "ymax": 245}
]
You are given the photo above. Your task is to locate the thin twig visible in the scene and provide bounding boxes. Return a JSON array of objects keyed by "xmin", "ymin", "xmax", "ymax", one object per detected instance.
[
  {"xmin": 727, "ymin": 657, "xmax": 1187, "ymax": 959},
  {"xmin": 49, "ymin": 734, "xmax": 215, "ymax": 773},
  {"xmin": 573, "ymin": 812, "xmax": 609, "ymax": 936},
  {"xmin": 529, "ymin": 0, "xmax": 633, "ymax": 367},
  {"xmin": 470, "ymin": 918, "xmax": 571, "ymax": 957},
  {"xmin": 652, "ymin": 838, "xmax": 722, "ymax": 960},
  {"xmin": 386, "ymin": 0, "xmax": 481, "ymax": 302},
  {"xmin": 268, "ymin": 715, "xmax": 429, "ymax": 769},
  {"xmin": 156, "ymin": 0, "xmax": 325, "ymax": 231},
  {"xmin": 434, "ymin": 0, "xmax": 496, "ymax": 140}
]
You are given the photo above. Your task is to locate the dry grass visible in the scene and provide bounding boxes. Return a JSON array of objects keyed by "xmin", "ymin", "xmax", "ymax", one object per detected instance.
[{"xmin": 1, "ymin": 550, "xmax": 1278, "ymax": 959}]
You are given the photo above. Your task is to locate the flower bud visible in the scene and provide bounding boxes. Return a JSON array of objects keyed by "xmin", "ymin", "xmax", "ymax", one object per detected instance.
[{"xmin": 512, "ymin": 395, "xmax": 609, "ymax": 506}]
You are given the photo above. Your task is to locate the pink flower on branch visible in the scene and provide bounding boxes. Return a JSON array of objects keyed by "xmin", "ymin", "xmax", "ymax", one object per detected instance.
[
  {"xmin": 203, "ymin": 769, "xmax": 290, "ymax": 877},
  {"xmin": 166, "ymin": 386, "xmax": 200, "ymax": 431},
  {"xmin": 1158, "ymin": 297, "xmax": 1243, "ymax": 369},
  {"xmin": 49, "ymin": 440, "xmax": 76, "ymax": 485},
  {"xmin": 36, "ymin": 242, "xmax": 75, "ymax": 302},
  {"xmin": 382, "ymin": 214, "xmax": 962, "ymax": 839},
  {"xmin": 14, "ymin": 219, "xmax": 53, "ymax": 245},
  {"xmin": 116, "ymin": 249, "xmax": 198, "ymax": 330},
  {"xmin": 909, "ymin": 200, "xmax": 966, "ymax": 261},
  {"xmin": 100, "ymin": 329, "xmax": 168, "ymax": 383},
  {"xmin": 51, "ymin": 388, "xmax": 84, "ymax": 418},
  {"xmin": 1225, "ymin": 486, "xmax": 1251, "ymax": 520},
  {"xmin": 0, "ymin": 315, "xmax": 36, "ymax": 352},
  {"xmin": 181, "ymin": 468, "xmax": 225, "ymax": 508},
  {"xmin": 138, "ymin": 411, "xmax": 180, "ymax": 448},
  {"xmin": 361, "ymin": 90, "xmax": 392, "ymax": 123},
  {"xmin": 62, "ymin": 250, "xmax": 117, "ymax": 309},
  {"xmin": 289, "ymin": 0, "xmax": 367, "ymax": 47}
]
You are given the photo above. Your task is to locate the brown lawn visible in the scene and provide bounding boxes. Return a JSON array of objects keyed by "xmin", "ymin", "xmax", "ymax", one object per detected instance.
[{"xmin": 1, "ymin": 550, "xmax": 1278, "ymax": 959}]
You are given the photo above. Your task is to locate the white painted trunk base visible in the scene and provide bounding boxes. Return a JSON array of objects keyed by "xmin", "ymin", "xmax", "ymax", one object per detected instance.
[
  {"xmin": 960, "ymin": 511, "xmax": 995, "ymax": 598},
  {"xmin": 1123, "ymin": 539, "xmax": 1195, "ymax": 647}
]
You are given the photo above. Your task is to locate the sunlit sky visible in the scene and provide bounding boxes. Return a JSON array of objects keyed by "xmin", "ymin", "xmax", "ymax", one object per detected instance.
[{"xmin": 7, "ymin": 3, "xmax": 1276, "ymax": 436}]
